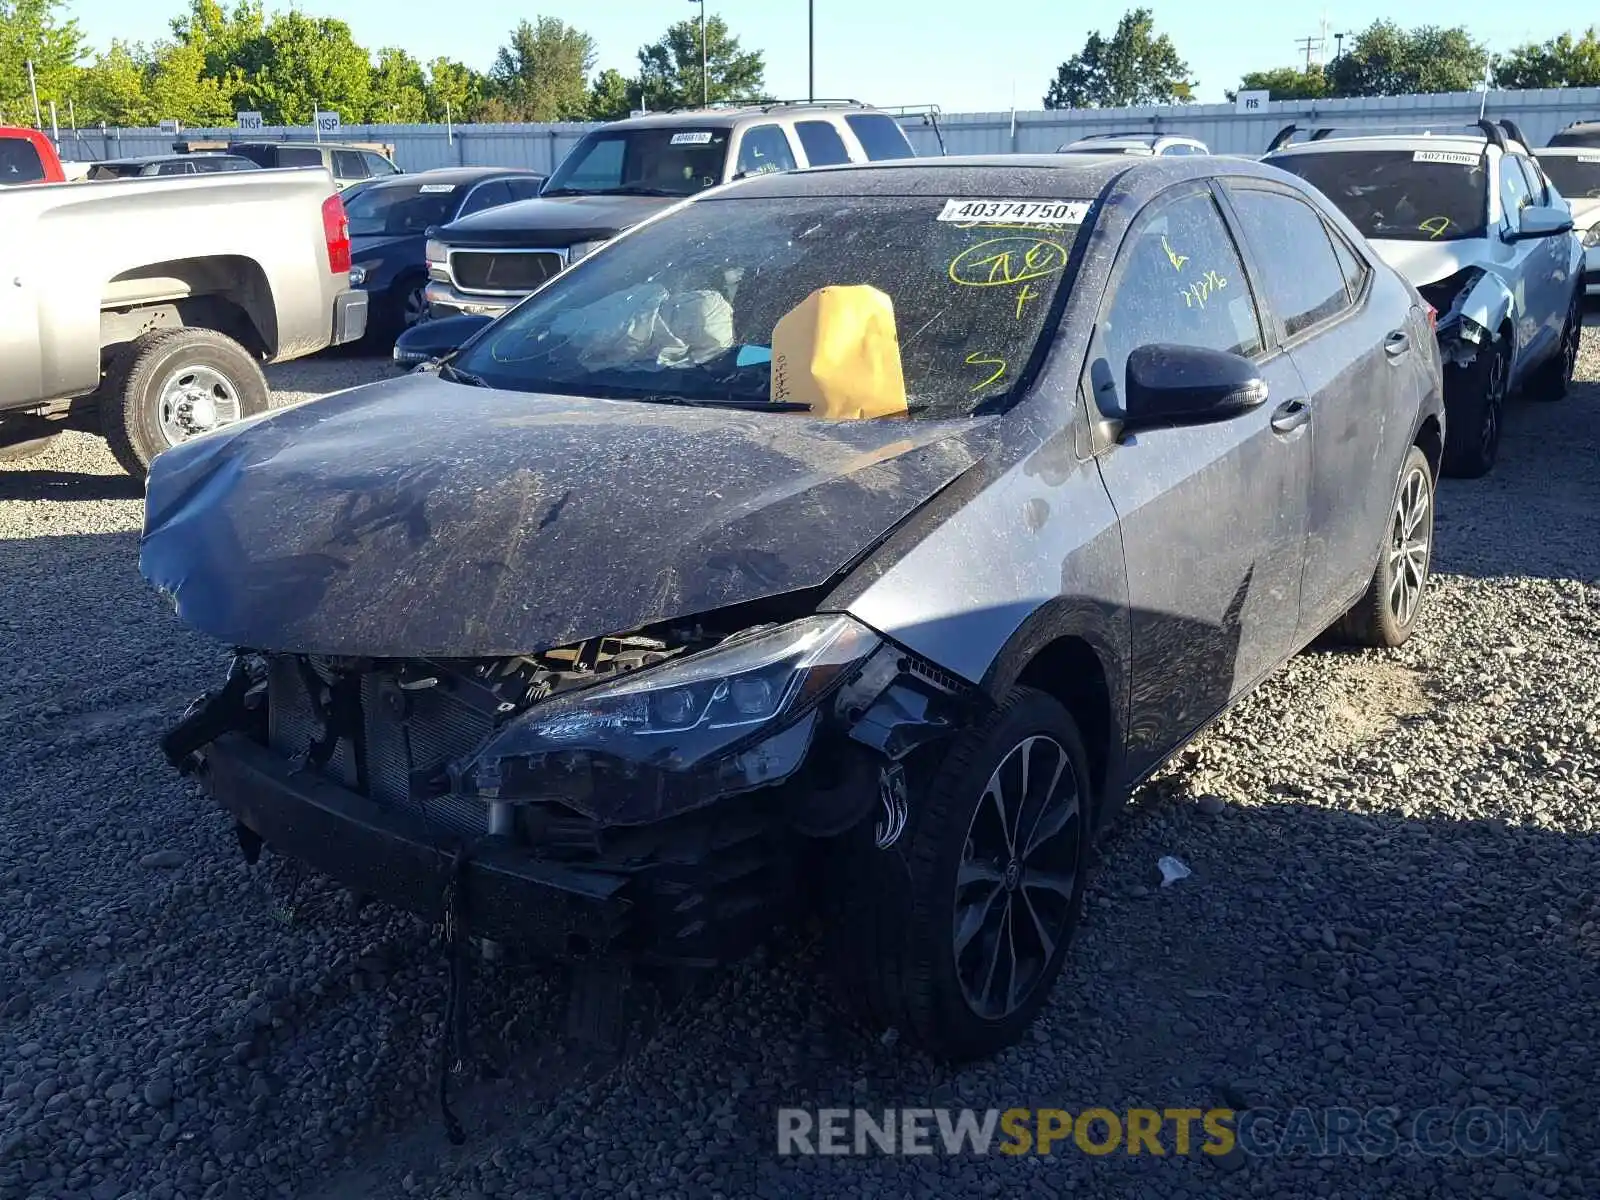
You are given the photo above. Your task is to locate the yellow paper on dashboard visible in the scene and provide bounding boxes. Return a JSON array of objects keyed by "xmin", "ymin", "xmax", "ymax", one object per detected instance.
[{"xmin": 769, "ymin": 285, "xmax": 908, "ymax": 419}]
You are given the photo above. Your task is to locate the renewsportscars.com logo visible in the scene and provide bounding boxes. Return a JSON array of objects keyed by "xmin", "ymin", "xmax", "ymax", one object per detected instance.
[{"xmin": 777, "ymin": 1106, "xmax": 1562, "ymax": 1159}]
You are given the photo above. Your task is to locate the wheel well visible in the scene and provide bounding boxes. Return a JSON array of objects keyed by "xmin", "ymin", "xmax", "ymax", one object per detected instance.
[
  {"xmin": 1014, "ymin": 637, "xmax": 1113, "ymax": 805},
  {"xmin": 1414, "ymin": 414, "xmax": 1443, "ymax": 480},
  {"xmin": 102, "ymin": 256, "xmax": 278, "ymax": 357}
]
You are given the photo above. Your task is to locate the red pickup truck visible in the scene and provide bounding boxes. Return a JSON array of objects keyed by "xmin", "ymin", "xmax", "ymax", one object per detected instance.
[{"xmin": 0, "ymin": 126, "xmax": 66, "ymax": 186}]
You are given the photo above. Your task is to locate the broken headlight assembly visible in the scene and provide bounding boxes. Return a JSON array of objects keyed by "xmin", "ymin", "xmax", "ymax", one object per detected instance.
[
  {"xmin": 454, "ymin": 614, "xmax": 882, "ymax": 825},
  {"xmin": 1582, "ymin": 227, "xmax": 1600, "ymax": 249}
]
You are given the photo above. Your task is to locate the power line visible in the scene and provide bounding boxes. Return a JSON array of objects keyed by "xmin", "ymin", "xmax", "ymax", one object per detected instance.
[{"xmin": 1294, "ymin": 35, "xmax": 1325, "ymax": 71}]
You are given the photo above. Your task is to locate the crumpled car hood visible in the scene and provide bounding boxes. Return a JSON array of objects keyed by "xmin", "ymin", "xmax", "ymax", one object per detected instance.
[
  {"xmin": 1368, "ymin": 238, "xmax": 1486, "ymax": 288},
  {"xmin": 139, "ymin": 374, "xmax": 992, "ymax": 658}
]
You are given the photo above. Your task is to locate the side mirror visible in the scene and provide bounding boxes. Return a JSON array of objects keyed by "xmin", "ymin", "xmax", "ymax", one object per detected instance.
[
  {"xmin": 392, "ymin": 314, "xmax": 492, "ymax": 369},
  {"xmin": 1122, "ymin": 343, "xmax": 1268, "ymax": 433},
  {"xmin": 1506, "ymin": 207, "xmax": 1574, "ymax": 241}
]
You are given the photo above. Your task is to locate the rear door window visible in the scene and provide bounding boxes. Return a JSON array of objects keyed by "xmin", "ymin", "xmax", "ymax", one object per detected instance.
[
  {"xmin": 332, "ymin": 150, "xmax": 369, "ymax": 184},
  {"xmin": 795, "ymin": 120, "xmax": 851, "ymax": 166},
  {"xmin": 1227, "ymin": 186, "xmax": 1351, "ymax": 338},
  {"xmin": 1325, "ymin": 222, "xmax": 1370, "ymax": 301},
  {"xmin": 844, "ymin": 113, "xmax": 915, "ymax": 160},
  {"xmin": 458, "ymin": 180, "xmax": 513, "ymax": 217},
  {"xmin": 735, "ymin": 124, "xmax": 796, "ymax": 177},
  {"xmin": 0, "ymin": 137, "xmax": 47, "ymax": 184},
  {"xmin": 277, "ymin": 146, "xmax": 324, "ymax": 168},
  {"xmin": 156, "ymin": 161, "xmax": 192, "ymax": 175}
]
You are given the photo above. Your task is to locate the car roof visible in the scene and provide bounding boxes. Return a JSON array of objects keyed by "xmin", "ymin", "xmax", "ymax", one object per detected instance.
[
  {"xmin": 599, "ymin": 102, "xmax": 892, "ymax": 133},
  {"xmin": 230, "ymin": 140, "xmax": 383, "ymax": 153},
  {"xmin": 100, "ymin": 153, "xmax": 243, "ymax": 166},
  {"xmin": 363, "ymin": 167, "xmax": 539, "ymax": 188},
  {"xmin": 1536, "ymin": 145, "xmax": 1600, "ymax": 157},
  {"xmin": 707, "ymin": 153, "xmax": 1281, "ymax": 201},
  {"xmin": 1266, "ymin": 133, "xmax": 1503, "ymax": 157}
]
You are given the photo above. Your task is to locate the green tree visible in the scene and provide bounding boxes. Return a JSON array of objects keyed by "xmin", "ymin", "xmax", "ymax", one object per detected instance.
[
  {"xmin": 144, "ymin": 38, "xmax": 233, "ymax": 125},
  {"xmin": 1494, "ymin": 28, "xmax": 1600, "ymax": 89},
  {"xmin": 369, "ymin": 46, "xmax": 428, "ymax": 123},
  {"xmin": 233, "ymin": 11, "xmax": 373, "ymax": 125},
  {"xmin": 588, "ymin": 66, "xmax": 635, "ymax": 121},
  {"xmin": 1226, "ymin": 65, "xmax": 1326, "ymax": 102},
  {"xmin": 0, "ymin": 0, "xmax": 86, "ymax": 125},
  {"xmin": 75, "ymin": 39, "xmax": 151, "ymax": 126},
  {"xmin": 487, "ymin": 17, "xmax": 595, "ymax": 121},
  {"xmin": 168, "ymin": 0, "xmax": 262, "ymax": 81},
  {"xmin": 1324, "ymin": 22, "xmax": 1487, "ymax": 97},
  {"xmin": 635, "ymin": 15, "xmax": 765, "ymax": 110},
  {"xmin": 424, "ymin": 56, "xmax": 484, "ymax": 122},
  {"xmin": 1043, "ymin": 8, "xmax": 1195, "ymax": 108}
]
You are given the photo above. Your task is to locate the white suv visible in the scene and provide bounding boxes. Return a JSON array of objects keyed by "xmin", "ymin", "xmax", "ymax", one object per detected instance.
[
  {"xmin": 1533, "ymin": 146, "xmax": 1600, "ymax": 298},
  {"xmin": 1057, "ymin": 132, "xmax": 1208, "ymax": 156},
  {"xmin": 1264, "ymin": 120, "xmax": 1585, "ymax": 478}
]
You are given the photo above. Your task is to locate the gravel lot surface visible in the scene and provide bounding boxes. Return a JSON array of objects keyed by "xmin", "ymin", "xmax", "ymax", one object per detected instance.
[{"xmin": 2, "ymin": 328, "xmax": 1598, "ymax": 1200}]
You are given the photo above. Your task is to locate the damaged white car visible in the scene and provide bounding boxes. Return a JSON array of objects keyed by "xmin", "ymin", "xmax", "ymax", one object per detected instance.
[
  {"xmin": 1534, "ymin": 145, "xmax": 1600, "ymax": 300},
  {"xmin": 1265, "ymin": 119, "xmax": 1587, "ymax": 477}
]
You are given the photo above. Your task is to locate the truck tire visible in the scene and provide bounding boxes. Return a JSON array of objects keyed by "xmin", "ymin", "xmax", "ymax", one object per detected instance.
[
  {"xmin": 1337, "ymin": 445, "xmax": 1435, "ymax": 648},
  {"xmin": 1440, "ymin": 335, "xmax": 1509, "ymax": 479},
  {"xmin": 101, "ymin": 329, "xmax": 270, "ymax": 481},
  {"xmin": 828, "ymin": 687, "xmax": 1091, "ymax": 1060}
]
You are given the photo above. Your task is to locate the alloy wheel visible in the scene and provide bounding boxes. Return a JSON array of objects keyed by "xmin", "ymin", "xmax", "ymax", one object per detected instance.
[
  {"xmin": 953, "ymin": 735, "xmax": 1082, "ymax": 1021},
  {"xmin": 403, "ymin": 285, "xmax": 430, "ymax": 328},
  {"xmin": 1388, "ymin": 464, "xmax": 1431, "ymax": 626},
  {"xmin": 1561, "ymin": 298, "xmax": 1581, "ymax": 384},
  {"xmin": 156, "ymin": 365, "xmax": 242, "ymax": 448},
  {"xmin": 1480, "ymin": 347, "xmax": 1507, "ymax": 460}
]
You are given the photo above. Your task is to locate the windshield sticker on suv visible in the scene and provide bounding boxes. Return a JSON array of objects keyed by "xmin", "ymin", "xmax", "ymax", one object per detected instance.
[
  {"xmin": 937, "ymin": 199, "xmax": 1091, "ymax": 227},
  {"xmin": 418, "ymin": 183, "xmax": 456, "ymax": 193},
  {"xmin": 1578, "ymin": 155, "xmax": 1600, "ymax": 164},
  {"xmin": 671, "ymin": 131, "xmax": 714, "ymax": 145},
  {"xmin": 1412, "ymin": 150, "xmax": 1480, "ymax": 166}
]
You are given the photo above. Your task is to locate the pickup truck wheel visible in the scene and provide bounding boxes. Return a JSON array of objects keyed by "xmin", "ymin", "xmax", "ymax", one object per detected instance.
[
  {"xmin": 102, "ymin": 329, "xmax": 270, "ymax": 480},
  {"xmin": 1338, "ymin": 445, "xmax": 1434, "ymax": 648},
  {"xmin": 830, "ymin": 687, "xmax": 1090, "ymax": 1060},
  {"xmin": 1440, "ymin": 336, "xmax": 1509, "ymax": 479}
]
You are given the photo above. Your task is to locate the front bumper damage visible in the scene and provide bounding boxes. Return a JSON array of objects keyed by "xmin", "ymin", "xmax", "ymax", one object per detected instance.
[{"xmin": 165, "ymin": 628, "xmax": 974, "ymax": 968}]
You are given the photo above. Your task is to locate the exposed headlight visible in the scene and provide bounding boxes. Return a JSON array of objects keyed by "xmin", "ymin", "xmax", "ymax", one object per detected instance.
[
  {"xmin": 1583, "ymin": 226, "xmax": 1600, "ymax": 248},
  {"xmin": 454, "ymin": 614, "xmax": 882, "ymax": 824},
  {"xmin": 425, "ymin": 238, "xmax": 450, "ymax": 282},
  {"xmin": 565, "ymin": 239, "xmax": 608, "ymax": 264}
]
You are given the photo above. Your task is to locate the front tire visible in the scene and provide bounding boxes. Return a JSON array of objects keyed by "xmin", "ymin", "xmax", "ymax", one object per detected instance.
[
  {"xmin": 833, "ymin": 687, "xmax": 1092, "ymax": 1060},
  {"xmin": 101, "ymin": 329, "xmax": 270, "ymax": 481},
  {"xmin": 1440, "ymin": 335, "xmax": 1509, "ymax": 479},
  {"xmin": 1338, "ymin": 444, "xmax": 1434, "ymax": 648}
]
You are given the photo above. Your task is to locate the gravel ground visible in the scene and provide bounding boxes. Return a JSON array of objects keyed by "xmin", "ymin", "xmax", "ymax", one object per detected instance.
[{"xmin": 2, "ymin": 329, "xmax": 1598, "ymax": 1200}]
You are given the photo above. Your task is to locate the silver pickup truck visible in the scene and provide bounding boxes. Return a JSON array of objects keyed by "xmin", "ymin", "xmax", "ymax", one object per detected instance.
[{"xmin": 0, "ymin": 168, "xmax": 367, "ymax": 477}]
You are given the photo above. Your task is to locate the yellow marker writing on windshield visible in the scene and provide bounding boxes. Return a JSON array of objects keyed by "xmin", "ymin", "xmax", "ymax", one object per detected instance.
[
  {"xmin": 1419, "ymin": 216, "xmax": 1452, "ymax": 239},
  {"xmin": 966, "ymin": 351, "xmax": 1007, "ymax": 391},
  {"xmin": 1162, "ymin": 235, "xmax": 1188, "ymax": 271},
  {"xmin": 1015, "ymin": 283, "xmax": 1040, "ymax": 320}
]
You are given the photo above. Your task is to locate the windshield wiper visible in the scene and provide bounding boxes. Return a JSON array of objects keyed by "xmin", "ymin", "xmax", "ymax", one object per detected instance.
[
  {"xmin": 438, "ymin": 362, "xmax": 490, "ymax": 388},
  {"xmin": 600, "ymin": 185, "xmax": 686, "ymax": 197},
  {"xmin": 632, "ymin": 394, "xmax": 810, "ymax": 412}
]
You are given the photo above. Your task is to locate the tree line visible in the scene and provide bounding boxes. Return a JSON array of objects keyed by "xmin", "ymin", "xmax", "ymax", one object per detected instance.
[
  {"xmin": 1044, "ymin": 8, "xmax": 1600, "ymax": 109},
  {"xmin": 0, "ymin": 0, "xmax": 765, "ymax": 129}
]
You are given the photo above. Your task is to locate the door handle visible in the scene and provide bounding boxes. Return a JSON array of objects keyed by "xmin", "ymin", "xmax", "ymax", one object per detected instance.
[
  {"xmin": 1270, "ymin": 398, "xmax": 1310, "ymax": 434},
  {"xmin": 1384, "ymin": 330, "xmax": 1411, "ymax": 357}
]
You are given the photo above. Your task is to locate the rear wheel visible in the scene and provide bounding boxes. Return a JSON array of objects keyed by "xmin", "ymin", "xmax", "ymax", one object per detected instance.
[
  {"xmin": 1530, "ymin": 288, "xmax": 1582, "ymax": 401},
  {"xmin": 1440, "ymin": 336, "xmax": 1509, "ymax": 479},
  {"xmin": 101, "ymin": 329, "xmax": 270, "ymax": 481},
  {"xmin": 831, "ymin": 687, "xmax": 1091, "ymax": 1059},
  {"xmin": 1338, "ymin": 444, "xmax": 1435, "ymax": 648}
]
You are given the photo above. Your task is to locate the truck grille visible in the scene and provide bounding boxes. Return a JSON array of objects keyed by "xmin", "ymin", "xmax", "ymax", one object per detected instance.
[
  {"xmin": 266, "ymin": 658, "xmax": 494, "ymax": 838},
  {"xmin": 451, "ymin": 249, "xmax": 564, "ymax": 294}
]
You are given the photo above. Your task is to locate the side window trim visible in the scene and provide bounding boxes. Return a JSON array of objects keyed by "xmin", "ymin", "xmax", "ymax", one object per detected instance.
[
  {"xmin": 1216, "ymin": 178, "xmax": 1357, "ymax": 347},
  {"xmin": 1323, "ymin": 219, "xmax": 1372, "ymax": 305}
]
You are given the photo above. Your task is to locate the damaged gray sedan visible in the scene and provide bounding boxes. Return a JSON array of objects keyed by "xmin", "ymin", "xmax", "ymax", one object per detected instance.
[{"xmin": 144, "ymin": 153, "xmax": 1444, "ymax": 1067}]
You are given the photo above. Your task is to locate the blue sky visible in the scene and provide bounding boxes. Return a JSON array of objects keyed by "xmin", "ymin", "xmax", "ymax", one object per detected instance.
[{"xmin": 65, "ymin": 0, "xmax": 1597, "ymax": 110}]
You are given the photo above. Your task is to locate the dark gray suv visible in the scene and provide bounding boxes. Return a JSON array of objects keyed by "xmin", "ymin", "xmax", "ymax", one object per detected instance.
[{"xmin": 144, "ymin": 154, "xmax": 1444, "ymax": 1066}]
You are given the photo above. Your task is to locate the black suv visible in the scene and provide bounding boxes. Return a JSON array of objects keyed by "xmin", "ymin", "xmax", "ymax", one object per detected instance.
[
  {"xmin": 227, "ymin": 141, "xmax": 403, "ymax": 190},
  {"xmin": 423, "ymin": 100, "xmax": 917, "ymax": 318}
]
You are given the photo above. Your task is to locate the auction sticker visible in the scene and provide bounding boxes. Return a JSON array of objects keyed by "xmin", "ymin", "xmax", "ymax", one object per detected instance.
[
  {"xmin": 418, "ymin": 184, "xmax": 456, "ymax": 192},
  {"xmin": 671, "ymin": 131, "xmax": 715, "ymax": 145},
  {"xmin": 1413, "ymin": 150, "xmax": 1480, "ymax": 166},
  {"xmin": 937, "ymin": 198, "xmax": 1091, "ymax": 226},
  {"xmin": 1578, "ymin": 155, "xmax": 1600, "ymax": 164}
]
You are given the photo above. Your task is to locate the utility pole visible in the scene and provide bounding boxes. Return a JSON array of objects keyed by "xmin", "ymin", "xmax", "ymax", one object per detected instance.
[
  {"xmin": 809, "ymin": 0, "xmax": 815, "ymax": 102},
  {"xmin": 26, "ymin": 59, "xmax": 42, "ymax": 129},
  {"xmin": 1294, "ymin": 35, "xmax": 1323, "ymax": 72}
]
